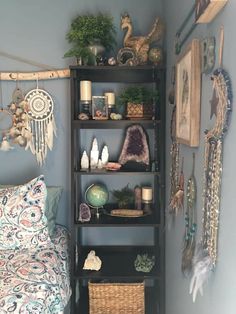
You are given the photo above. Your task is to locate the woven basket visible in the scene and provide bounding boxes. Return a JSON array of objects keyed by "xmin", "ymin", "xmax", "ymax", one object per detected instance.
[
  {"xmin": 126, "ymin": 102, "xmax": 153, "ymax": 119},
  {"xmin": 88, "ymin": 281, "xmax": 145, "ymax": 314}
]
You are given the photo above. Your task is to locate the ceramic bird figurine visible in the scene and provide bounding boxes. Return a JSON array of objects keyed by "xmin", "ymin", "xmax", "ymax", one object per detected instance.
[{"xmin": 120, "ymin": 13, "xmax": 164, "ymax": 64}]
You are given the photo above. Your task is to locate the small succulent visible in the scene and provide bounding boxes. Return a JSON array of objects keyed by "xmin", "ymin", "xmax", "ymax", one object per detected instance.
[{"xmin": 134, "ymin": 254, "xmax": 155, "ymax": 273}]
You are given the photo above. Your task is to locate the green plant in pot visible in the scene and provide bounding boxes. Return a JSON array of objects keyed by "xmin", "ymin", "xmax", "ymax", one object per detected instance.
[
  {"xmin": 118, "ymin": 86, "xmax": 159, "ymax": 119},
  {"xmin": 64, "ymin": 13, "xmax": 116, "ymax": 65},
  {"xmin": 112, "ymin": 184, "xmax": 134, "ymax": 209}
]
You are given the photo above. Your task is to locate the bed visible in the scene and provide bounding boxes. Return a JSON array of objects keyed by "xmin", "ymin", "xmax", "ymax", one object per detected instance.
[{"xmin": 0, "ymin": 175, "xmax": 71, "ymax": 313}]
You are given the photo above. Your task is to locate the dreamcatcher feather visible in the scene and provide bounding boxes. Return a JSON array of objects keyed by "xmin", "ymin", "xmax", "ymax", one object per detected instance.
[{"xmin": 25, "ymin": 88, "xmax": 57, "ymax": 166}]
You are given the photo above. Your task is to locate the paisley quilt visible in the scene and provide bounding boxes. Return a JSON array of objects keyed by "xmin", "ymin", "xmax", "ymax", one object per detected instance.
[{"xmin": 0, "ymin": 225, "xmax": 71, "ymax": 314}]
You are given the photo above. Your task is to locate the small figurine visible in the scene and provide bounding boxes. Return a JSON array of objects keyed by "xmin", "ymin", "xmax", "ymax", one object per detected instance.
[{"xmin": 120, "ymin": 13, "xmax": 164, "ymax": 65}]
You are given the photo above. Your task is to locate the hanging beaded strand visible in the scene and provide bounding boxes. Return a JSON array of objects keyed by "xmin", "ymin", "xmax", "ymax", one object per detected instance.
[{"xmin": 182, "ymin": 153, "xmax": 197, "ymax": 276}]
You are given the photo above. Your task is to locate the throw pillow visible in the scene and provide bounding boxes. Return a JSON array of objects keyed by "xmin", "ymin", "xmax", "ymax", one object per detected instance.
[
  {"xmin": 46, "ymin": 187, "xmax": 63, "ymax": 237},
  {"xmin": 0, "ymin": 175, "xmax": 50, "ymax": 250}
]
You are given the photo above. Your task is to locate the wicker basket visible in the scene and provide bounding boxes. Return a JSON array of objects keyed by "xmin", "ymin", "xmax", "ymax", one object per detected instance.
[{"xmin": 88, "ymin": 281, "xmax": 145, "ymax": 314}]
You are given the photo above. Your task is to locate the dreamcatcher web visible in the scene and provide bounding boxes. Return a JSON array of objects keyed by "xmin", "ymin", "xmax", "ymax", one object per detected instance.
[{"xmin": 25, "ymin": 87, "xmax": 57, "ymax": 166}]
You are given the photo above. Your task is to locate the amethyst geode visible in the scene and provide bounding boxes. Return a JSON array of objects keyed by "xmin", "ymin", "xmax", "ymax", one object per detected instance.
[
  {"xmin": 119, "ymin": 124, "xmax": 150, "ymax": 166},
  {"xmin": 79, "ymin": 203, "xmax": 91, "ymax": 222}
]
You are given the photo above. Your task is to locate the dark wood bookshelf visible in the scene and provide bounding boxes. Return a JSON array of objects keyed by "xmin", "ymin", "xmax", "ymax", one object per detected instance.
[{"xmin": 70, "ymin": 65, "xmax": 165, "ymax": 313}]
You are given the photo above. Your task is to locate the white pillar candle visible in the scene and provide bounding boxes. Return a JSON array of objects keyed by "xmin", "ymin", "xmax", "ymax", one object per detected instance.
[
  {"xmin": 104, "ymin": 92, "xmax": 115, "ymax": 106},
  {"xmin": 142, "ymin": 187, "xmax": 153, "ymax": 202},
  {"xmin": 80, "ymin": 81, "xmax": 92, "ymax": 101}
]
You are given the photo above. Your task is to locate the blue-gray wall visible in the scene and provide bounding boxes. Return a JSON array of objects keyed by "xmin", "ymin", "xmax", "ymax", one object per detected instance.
[
  {"xmin": 164, "ymin": 1, "xmax": 236, "ymax": 313},
  {"xmin": 0, "ymin": 0, "xmax": 163, "ymax": 226}
]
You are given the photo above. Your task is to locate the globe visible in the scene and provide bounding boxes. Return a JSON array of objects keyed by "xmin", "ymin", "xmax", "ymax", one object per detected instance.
[{"xmin": 85, "ymin": 184, "xmax": 109, "ymax": 208}]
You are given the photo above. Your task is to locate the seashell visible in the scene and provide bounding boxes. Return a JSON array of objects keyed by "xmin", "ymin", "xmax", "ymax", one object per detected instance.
[
  {"xmin": 9, "ymin": 127, "xmax": 17, "ymax": 137},
  {"xmin": 19, "ymin": 100, "xmax": 28, "ymax": 109},
  {"xmin": 22, "ymin": 128, "xmax": 32, "ymax": 140},
  {"xmin": 21, "ymin": 113, "xmax": 27, "ymax": 120},
  {"xmin": 17, "ymin": 122, "xmax": 23, "ymax": 128},
  {"xmin": 108, "ymin": 57, "xmax": 116, "ymax": 66},
  {"xmin": 9, "ymin": 103, "xmax": 17, "ymax": 111},
  {"xmin": 16, "ymin": 135, "xmax": 26, "ymax": 147},
  {"xmin": 15, "ymin": 108, "xmax": 23, "ymax": 115},
  {"xmin": 0, "ymin": 137, "xmax": 14, "ymax": 151}
]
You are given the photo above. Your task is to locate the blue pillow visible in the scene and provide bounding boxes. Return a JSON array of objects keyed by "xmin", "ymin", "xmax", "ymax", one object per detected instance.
[{"xmin": 45, "ymin": 187, "xmax": 63, "ymax": 237}]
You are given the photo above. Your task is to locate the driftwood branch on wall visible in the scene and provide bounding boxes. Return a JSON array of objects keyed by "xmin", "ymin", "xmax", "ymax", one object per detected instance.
[{"xmin": 0, "ymin": 69, "xmax": 70, "ymax": 81}]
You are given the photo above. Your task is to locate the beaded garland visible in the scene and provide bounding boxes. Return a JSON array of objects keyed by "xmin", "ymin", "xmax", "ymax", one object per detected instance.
[
  {"xmin": 202, "ymin": 68, "xmax": 232, "ymax": 266},
  {"xmin": 182, "ymin": 153, "xmax": 197, "ymax": 276},
  {"xmin": 169, "ymin": 105, "xmax": 182, "ymax": 215}
]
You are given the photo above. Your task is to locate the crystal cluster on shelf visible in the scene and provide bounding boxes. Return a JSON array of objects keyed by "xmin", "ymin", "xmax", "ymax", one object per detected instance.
[
  {"xmin": 83, "ymin": 250, "xmax": 102, "ymax": 271},
  {"xmin": 80, "ymin": 137, "xmax": 109, "ymax": 170}
]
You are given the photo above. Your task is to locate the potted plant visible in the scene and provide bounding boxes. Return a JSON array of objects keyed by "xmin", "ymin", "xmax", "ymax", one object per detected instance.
[
  {"xmin": 118, "ymin": 86, "xmax": 159, "ymax": 119},
  {"xmin": 112, "ymin": 184, "xmax": 134, "ymax": 209},
  {"xmin": 64, "ymin": 13, "xmax": 116, "ymax": 64}
]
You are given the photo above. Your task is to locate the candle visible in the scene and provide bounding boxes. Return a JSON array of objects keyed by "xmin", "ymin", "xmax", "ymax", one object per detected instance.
[
  {"xmin": 142, "ymin": 187, "xmax": 153, "ymax": 202},
  {"xmin": 80, "ymin": 81, "xmax": 92, "ymax": 101},
  {"xmin": 104, "ymin": 92, "xmax": 115, "ymax": 106}
]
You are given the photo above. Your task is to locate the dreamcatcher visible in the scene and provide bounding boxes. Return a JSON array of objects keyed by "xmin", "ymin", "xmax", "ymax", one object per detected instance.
[
  {"xmin": 190, "ymin": 27, "xmax": 233, "ymax": 302},
  {"xmin": 25, "ymin": 80, "xmax": 57, "ymax": 166},
  {"xmin": 0, "ymin": 73, "xmax": 14, "ymax": 151}
]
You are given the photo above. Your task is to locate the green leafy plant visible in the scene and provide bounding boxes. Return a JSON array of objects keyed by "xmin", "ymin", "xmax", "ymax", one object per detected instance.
[
  {"xmin": 64, "ymin": 13, "xmax": 116, "ymax": 61},
  {"xmin": 112, "ymin": 184, "xmax": 134, "ymax": 208},
  {"xmin": 119, "ymin": 86, "xmax": 159, "ymax": 105}
]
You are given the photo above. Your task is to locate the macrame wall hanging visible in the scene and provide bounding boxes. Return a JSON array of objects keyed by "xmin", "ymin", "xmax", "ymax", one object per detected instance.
[
  {"xmin": 190, "ymin": 26, "xmax": 233, "ymax": 302},
  {"xmin": 182, "ymin": 153, "xmax": 197, "ymax": 276},
  {"xmin": 24, "ymin": 80, "xmax": 57, "ymax": 166}
]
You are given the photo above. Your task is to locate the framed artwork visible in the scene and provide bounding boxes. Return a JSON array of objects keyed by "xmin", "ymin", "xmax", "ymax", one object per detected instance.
[
  {"xmin": 92, "ymin": 96, "xmax": 108, "ymax": 120},
  {"xmin": 195, "ymin": 0, "xmax": 228, "ymax": 24},
  {"xmin": 175, "ymin": 39, "xmax": 201, "ymax": 147}
]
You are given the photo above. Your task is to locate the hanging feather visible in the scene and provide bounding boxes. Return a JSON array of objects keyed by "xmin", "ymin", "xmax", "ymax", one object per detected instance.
[{"xmin": 189, "ymin": 244, "xmax": 213, "ymax": 302}]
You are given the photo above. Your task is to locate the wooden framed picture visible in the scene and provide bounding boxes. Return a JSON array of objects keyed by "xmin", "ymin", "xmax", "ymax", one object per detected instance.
[
  {"xmin": 175, "ymin": 39, "xmax": 201, "ymax": 147},
  {"xmin": 195, "ymin": 0, "xmax": 228, "ymax": 23},
  {"xmin": 92, "ymin": 96, "xmax": 108, "ymax": 120}
]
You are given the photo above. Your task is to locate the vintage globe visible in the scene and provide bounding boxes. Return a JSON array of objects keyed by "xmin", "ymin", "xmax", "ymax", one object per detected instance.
[{"xmin": 85, "ymin": 184, "xmax": 109, "ymax": 208}]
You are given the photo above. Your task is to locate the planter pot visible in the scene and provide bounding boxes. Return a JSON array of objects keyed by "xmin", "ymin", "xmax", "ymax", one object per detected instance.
[{"xmin": 126, "ymin": 102, "xmax": 153, "ymax": 119}]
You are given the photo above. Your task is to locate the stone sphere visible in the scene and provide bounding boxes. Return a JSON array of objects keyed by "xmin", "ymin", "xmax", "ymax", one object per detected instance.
[
  {"xmin": 148, "ymin": 47, "xmax": 163, "ymax": 65},
  {"xmin": 85, "ymin": 184, "xmax": 109, "ymax": 208}
]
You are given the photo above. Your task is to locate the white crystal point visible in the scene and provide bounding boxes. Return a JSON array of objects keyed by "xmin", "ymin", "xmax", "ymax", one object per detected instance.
[
  {"xmin": 101, "ymin": 145, "xmax": 109, "ymax": 166},
  {"xmin": 83, "ymin": 250, "xmax": 102, "ymax": 271},
  {"xmin": 97, "ymin": 159, "xmax": 103, "ymax": 169},
  {"xmin": 81, "ymin": 150, "xmax": 89, "ymax": 169},
  {"xmin": 90, "ymin": 138, "xmax": 99, "ymax": 169}
]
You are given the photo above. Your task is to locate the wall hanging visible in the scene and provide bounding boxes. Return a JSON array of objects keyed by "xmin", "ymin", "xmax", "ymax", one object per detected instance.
[
  {"xmin": 175, "ymin": 39, "xmax": 201, "ymax": 147},
  {"xmin": 168, "ymin": 105, "xmax": 180, "ymax": 217},
  {"xmin": 169, "ymin": 157, "xmax": 184, "ymax": 215},
  {"xmin": 24, "ymin": 81, "xmax": 57, "ymax": 166},
  {"xmin": 182, "ymin": 153, "xmax": 197, "ymax": 276},
  {"xmin": 195, "ymin": 0, "xmax": 228, "ymax": 24},
  {"xmin": 190, "ymin": 27, "xmax": 233, "ymax": 302}
]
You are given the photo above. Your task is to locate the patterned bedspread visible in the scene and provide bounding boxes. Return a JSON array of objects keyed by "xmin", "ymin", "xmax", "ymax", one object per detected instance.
[{"xmin": 0, "ymin": 225, "xmax": 71, "ymax": 314}]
